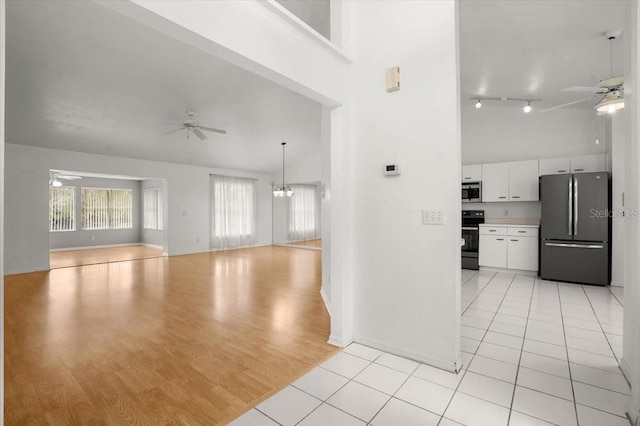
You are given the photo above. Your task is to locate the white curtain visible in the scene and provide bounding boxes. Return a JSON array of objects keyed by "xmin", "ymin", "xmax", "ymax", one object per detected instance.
[
  {"xmin": 210, "ymin": 175, "xmax": 257, "ymax": 249},
  {"xmin": 288, "ymin": 184, "xmax": 319, "ymax": 242}
]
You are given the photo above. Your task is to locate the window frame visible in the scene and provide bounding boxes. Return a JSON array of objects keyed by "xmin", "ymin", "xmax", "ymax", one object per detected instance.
[
  {"xmin": 81, "ymin": 187, "xmax": 134, "ymax": 231},
  {"xmin": 49, "ymin": 186, "xmax": 76, "ymax": 232}
]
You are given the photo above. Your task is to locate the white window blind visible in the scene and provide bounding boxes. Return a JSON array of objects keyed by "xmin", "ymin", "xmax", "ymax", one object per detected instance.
[
  {"xmin": 288, "ymin": 184, "xmax": 319, "ymax": 242},
  {"xmin": 143, "ymin": 188, "xmax": 163, "ymax": 230},
  {"xmin": 210, "ymin": 175, "xmax": 257, "ymax": 249},
  {"xmin": 49, "ymin": 186, "xmax": 75, "ymax": 232},
  {"xmin": 82, "ymin": 188, "xmax": 133, "ymax": 230}
]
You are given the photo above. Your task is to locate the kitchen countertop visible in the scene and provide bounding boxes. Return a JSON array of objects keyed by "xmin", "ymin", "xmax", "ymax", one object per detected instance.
[{"xmin": 481, "ymin": 219, "xmax": 540, "ymax": 227}]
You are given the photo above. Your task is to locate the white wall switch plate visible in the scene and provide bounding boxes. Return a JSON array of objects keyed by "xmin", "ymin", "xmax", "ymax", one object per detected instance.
[{"xmin": 422, "ymin": 209, "xmax": 444, "ymax": 225}]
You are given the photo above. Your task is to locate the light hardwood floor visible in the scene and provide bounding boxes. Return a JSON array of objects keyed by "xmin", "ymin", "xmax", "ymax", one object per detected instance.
[
  {"xmin": 50, "ymin": 244, "xmax": 163, "ymax": 269},
  {"xmin": 5, "ymin": 246, "xmax": 338, "ymax": 425}
]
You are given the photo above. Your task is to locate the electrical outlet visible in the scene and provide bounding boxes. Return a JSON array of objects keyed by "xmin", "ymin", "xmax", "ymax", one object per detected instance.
[{"xmin": 422, "ymin": 209, "xmax": 444, "ymax": 225}]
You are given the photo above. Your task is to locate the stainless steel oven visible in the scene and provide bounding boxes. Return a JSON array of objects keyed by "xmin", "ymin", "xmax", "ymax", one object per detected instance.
[
  {"xmin": 462, "ymin": 210, "xmax": 484, "ymax": 270},
  {"xmin": 462, "ymin": 182, "xmax": 482, "ymax": 203}
]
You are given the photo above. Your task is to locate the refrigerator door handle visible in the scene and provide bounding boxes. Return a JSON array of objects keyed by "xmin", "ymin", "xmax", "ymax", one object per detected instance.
[
  {"xmin": 545, "ymin": 242, "xmax": 604, "ymax": 249},
  {"xmin": 568, "ymin": 178, "xmax": 573, "ymax": 236},
  {"xmin": 574, "ymin": 177, "xmax": 578, "ymax": 236}
]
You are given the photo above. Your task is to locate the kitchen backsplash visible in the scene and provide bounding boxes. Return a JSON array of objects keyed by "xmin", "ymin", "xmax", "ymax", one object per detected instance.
[{"xmin": 463, "ymin": 201, "xmax": 541, "ymax": 220}]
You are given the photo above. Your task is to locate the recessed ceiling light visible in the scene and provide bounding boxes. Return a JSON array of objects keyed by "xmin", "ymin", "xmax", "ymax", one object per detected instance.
[
  {"xmin": 523, "ymin": 101, "xmax": 532, "ymax": 113},
  {"xmin": 475, "ymin": 100, "xmax": 482, "ymax": 109}
]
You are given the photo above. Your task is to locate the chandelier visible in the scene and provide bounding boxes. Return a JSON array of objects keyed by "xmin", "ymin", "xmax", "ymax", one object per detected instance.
[{"xmin": 273, "ymin": 142, "xmax": 293, "ymax": 197}]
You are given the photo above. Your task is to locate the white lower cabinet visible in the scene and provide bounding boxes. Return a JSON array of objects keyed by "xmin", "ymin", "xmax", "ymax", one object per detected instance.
[
  {"xmin": 479, "ymin": 235, "xmax": 507, "ymax": 268},
  {"xmin": 479, "ymin": 226, "xmax": 538, "ymax": 271},
  {"xmin": 507, "ymin": 237, "xmax": 538, "ymax": 271}
]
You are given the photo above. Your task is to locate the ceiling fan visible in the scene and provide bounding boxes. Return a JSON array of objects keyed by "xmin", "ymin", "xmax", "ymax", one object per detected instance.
[
  {"xmin": 49, "ymin": 171, "xmax": 82, "ymax": 187},
  {"xmin": 164, "ymin": 110, "xmax": 227, "ymax": 141},
  {"xmin": 542, "ymin": 30, "xmax": 624, "ymax": 114}
]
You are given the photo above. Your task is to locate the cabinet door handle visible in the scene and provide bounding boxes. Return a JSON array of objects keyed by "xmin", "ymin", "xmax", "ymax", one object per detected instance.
[
  {"xmin": 496, "ymin": 238, "xmax": 505, "ymax": 241},
  {"xmin": 574, "ymin": 168, "xmax": 584, "ymax": 172},
  {"xmin": 489, "ymin": 229, "xmax": 497, "ymax": 232},
  {"xmin": 518, "ymin": 230, "xmax": 527, "ymax": 233},
  {"xmin": 498, "ymin": 196, "xmax": 507, "ymax": 199},
  {"xmin": 558, "ymin": 169, "xmax": 567, "ymax": 173},
  {"xmin": 512, "ymin": 196, "xmax": 521, "ymax": 199},
  {"xmin": 510, "ymin": 239, "xmax": 519, "ymax": 242},
  {"xmin": 464, "ymin": 177, "xmax": 472, "ymax": 180}
]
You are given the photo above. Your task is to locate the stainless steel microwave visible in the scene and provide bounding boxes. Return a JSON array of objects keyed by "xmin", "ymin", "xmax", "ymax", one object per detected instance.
[{"xmin": 462, "ymin": 182, "xmax": 482, "ymax": 203}]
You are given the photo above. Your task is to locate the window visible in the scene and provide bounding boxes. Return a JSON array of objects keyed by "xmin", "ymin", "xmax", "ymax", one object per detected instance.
[
  {"xmin": 143, "ymin": 188, "xmax": 163, "ymax": 230},
  {"xmin": 82, "ymin": 188, "xmax": 133, "ymax": 230},
  {"xmin": 288, "ymin": 184, "xmax": 319, "ymax": 242},
  {"xmin": 49, "ymin": 186, "xmax": 75, "ymax": 232},
  {"xmin": 210, "ymin": 175, "xmax": 257, "ymax": 249}
]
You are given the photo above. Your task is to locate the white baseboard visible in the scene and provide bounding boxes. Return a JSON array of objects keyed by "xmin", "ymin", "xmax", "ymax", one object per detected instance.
[
  {"xmin": 273, "ymin": 243, "xmax": 321, "ymax": 251},
  {"xmin": 328, "ymin": 335, "xmax": 350, "ymax": 348},
  {"xmin": 320, "ymin": 288, "xmax": 331, "ymax": 317},
  {"xmin": 208, "ymin": 243, "xmax": 271, "ymax": 252},
  {"xmin": 480, "ymin": 266, "xmax": 537, "ymax": 276},
  {"xmin": 353, "ymin": 334, "xmax": 458, "ymax": 373},
  {"xmin": 141, "ymin": 243, "xmax": 163, "ymax": 249},
  {"xmin": 50, "ymin": 243, "xmax": 144, "ymax": 252}
]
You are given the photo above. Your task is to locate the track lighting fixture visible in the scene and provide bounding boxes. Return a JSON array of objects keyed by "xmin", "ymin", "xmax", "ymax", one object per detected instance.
[{"xmin": 471, "ymin": 97, "xmax": 539, "ymax": 113}]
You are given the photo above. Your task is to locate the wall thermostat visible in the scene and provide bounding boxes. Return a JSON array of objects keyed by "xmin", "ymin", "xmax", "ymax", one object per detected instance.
[{"xmin": 384, "ymin": 164, "xmax": 400, "ymax": 176}]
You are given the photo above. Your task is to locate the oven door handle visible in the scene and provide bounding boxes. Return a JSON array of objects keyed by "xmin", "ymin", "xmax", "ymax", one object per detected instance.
[{"xmin": 462, "ymin": 227, "xmax": 479, "ymax": 231}]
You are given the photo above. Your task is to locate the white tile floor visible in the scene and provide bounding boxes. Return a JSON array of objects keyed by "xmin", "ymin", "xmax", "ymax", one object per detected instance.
[{"xmin": 230, "ymin": 271, "xmax": 630, "ymax": 426}]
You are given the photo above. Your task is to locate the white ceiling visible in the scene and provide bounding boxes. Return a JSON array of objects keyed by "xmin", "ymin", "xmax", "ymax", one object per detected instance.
[
  {"xmin": 6, "ymin": 0, "xmax": 627, "ymax": 173},
  {"xmin": 6, "ymin": 1, "xmax": 321, "ymax": 175},
  {"xmin": 459, "ymin": 0, "xmax": 625, "ymax": 111}
]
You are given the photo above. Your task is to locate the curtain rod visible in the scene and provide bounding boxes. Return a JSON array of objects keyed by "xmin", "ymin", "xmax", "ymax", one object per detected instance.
[{"xmin": 209, "ymin": 173, "xmax": 259, "ymax": 181}]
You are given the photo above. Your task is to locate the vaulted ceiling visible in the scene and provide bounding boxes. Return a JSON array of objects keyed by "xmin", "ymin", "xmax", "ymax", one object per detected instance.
[
  {"xmin": 5, "ymin": 1, "xmax": 626, "ymax": 175},
  {"xmin": 5, "ymin": 1, "xmax": 321, "ymax": 175}
]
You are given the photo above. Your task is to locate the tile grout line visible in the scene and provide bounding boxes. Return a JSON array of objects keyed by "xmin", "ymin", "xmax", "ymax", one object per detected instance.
[
  {"xmin": 557, "ymin": 282, "xmax": 581, "ymax": 426},
  {"xmin": 505, "ymin": 274, "xmax": 536, "ymax": 426},
  {"xmin": 460, "ymin": 271, "xmax": 497, "ymax": 317},
  {"xmin": 579, "ymin": 284, "xmax": 623, "ymax": 364},
  {"xmin": 439, "ymin": 272, "xmax": 519, "ymax": 425}
]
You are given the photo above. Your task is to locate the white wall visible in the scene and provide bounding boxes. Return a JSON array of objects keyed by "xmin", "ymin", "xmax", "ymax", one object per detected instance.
[
  {"xmin": 462, "ymin": 104, "xmax": 605, "ymax": 165},
  {"xmin": 4, "ymin": 144, "xmax": 273, "ymax": 274},
  {"xmin": 622, "ymin": 0, "xmax": 640, "ymax": 422},
  {"xmin": 141, "ymin": 178, "xmax": 165, "ymax": 248},
  {"xmin": 350, "ymin": 0, "xmax": 461, "ymax": 370},
  {"xmin": 49, "ymin": 177, "xmax": 142, "ymax": 250},
  {"xmin": 611, "ymin": 114, "xmax": 625, "ymax": 287}
]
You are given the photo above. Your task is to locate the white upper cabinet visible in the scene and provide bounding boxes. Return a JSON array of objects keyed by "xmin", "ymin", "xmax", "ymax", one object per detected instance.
[
  {"xmin": 508, "ymin": 160, "xmax": 539, "ymax": 201},
  {"xmin": 571, "ymin": 154, "xmax": 606, "ymax": 173},
  {"xmin": 482, "ymin": 160, "xmax": 539, "ymax": 202},
  {"xmin": 539, "ymin": 157, "xmax": 571, "ymax": 176},
  {"xmin": 482, "ymin": 163, "xmax": 509, "ymax": 202},
  {"xmin": 461, "ymin": 164, "xmax": 482, "ymax": 182}
]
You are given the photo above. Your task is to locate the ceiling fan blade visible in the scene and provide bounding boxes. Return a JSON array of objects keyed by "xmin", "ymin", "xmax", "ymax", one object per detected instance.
[
  {"xmin": 539, "ymin": 96, "xmax": 596, "ymax": 113},
  {"xmin": 563, "ymin": 86, "xmax": 608, "ymax": 93},
  {"xmin": 193, "ymin": 128, "xmax": 208, "ymax": 140},
  {"xmin": 163, "ymin": 127, "xmax": 184, "ymax": 136},
  {"xmin": 198, "ymin": 125, "xmax": 227, "ymax": 135}
]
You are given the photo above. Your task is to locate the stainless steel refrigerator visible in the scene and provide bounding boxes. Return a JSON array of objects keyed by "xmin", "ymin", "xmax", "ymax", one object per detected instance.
[{"xmin": 540, "ymin": 172, "xmax": 610, "ymax": 286}]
